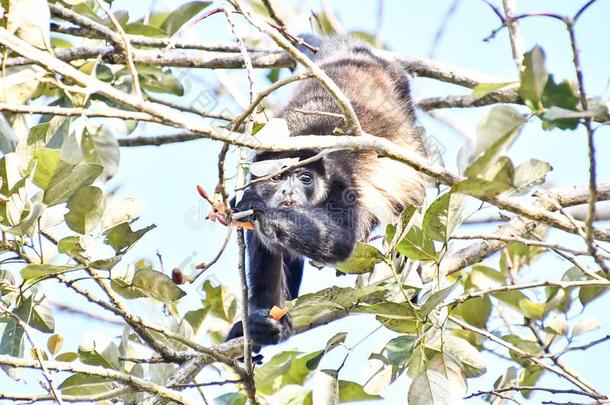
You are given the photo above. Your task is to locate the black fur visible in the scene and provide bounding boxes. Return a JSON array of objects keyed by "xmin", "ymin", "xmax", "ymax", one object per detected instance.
[{"xmin": 226, "ymin": 35, "xmax": 427, "ymax": 346}]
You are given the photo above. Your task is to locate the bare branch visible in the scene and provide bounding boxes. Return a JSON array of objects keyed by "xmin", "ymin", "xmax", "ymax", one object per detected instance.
[
  {"xmin": 0, "ymin": 103, "xmax": 160, "ymax": 122},
  {"xmin": 449, "ymin": 316, "xmax": 606, "ymax": 398},
  {"xmin": 0, "ymin": 355, "xmax": 191, "ymax": 404},
  {"xmin": 229, "ymin": 0, "xmax": 363, "ymax": 135},
  {"xmin": 0, "ymin": 304, "xmax": 64, "ymax": 404},
  {"xmin": 501, "ymin": 0, "xmax": 525, "ymax": 71},
  {"xmin": 95, "ymin": 0, "xmax": 142, "ymax": 97}
]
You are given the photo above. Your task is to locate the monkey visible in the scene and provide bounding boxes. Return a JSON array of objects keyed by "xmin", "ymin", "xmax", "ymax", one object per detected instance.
[{"xmin": 226, "ymin": 35, "xmax": 429, "ymax": 346}]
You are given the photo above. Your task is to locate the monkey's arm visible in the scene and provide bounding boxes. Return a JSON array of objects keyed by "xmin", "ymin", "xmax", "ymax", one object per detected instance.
[
  {"xmin": 226, "ymin": 230, "xmax": 293, "ymax": 345},
  {"xmin": 256, "ymin": 206, "xmax": 357, "ymax": 264}
]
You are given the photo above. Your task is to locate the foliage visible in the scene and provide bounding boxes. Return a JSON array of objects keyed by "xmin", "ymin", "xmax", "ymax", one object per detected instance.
[{"xmin": 0, "ymin": 0, "xmax": 607, "ymax": 404}]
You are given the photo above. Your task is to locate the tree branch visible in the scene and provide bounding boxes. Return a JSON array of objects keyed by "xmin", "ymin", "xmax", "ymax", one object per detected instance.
[{"xmin": 0, "ymin": 355, "xmax": 192, "ymax": 404}]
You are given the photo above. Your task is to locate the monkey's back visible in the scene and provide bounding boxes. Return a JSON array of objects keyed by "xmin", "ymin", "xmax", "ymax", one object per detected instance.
[{"xmin": 279, "ymin": 35, "xmax": 428, "ymax": 234}]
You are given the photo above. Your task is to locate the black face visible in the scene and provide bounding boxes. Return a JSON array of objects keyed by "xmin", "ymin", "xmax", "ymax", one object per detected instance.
[{"xmin": 253, "ymin": 167, "xmax": 328, "ymax": 208}]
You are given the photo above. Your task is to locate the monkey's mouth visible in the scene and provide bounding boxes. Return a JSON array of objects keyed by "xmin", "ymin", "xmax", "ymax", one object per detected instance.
[{"xmin": 280, "ymin": 200, "xmax": 300, "ymax": 207}]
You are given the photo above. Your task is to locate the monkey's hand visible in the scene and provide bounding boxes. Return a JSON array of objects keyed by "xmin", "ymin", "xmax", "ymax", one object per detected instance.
[
  {"xmin": 233, "ymin": 190, "xmax": 266, "ymax": 221},
  {"xmin": 247, "ymin": 307, "xmax": 293, "ymax": 345}
]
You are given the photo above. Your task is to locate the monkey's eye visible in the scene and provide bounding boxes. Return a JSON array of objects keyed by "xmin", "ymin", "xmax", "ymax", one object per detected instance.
[
  {"xmin": 298, "ymin": 172, "xmax": 313, "ymax": 184},
  {"xmin": 270, "ymin": 173, "xmax": 282, "ymax": 182}
]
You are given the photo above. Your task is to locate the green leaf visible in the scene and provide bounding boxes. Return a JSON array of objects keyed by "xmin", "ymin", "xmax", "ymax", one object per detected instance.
[
  {"xmin": 47, "ymin": 333, "xmax": 64, "ymax": 355},
  {"xmin": 339, "ymin": 380, "xmax": 382, "ymax": 402},
  {"xmin": 473, "ymin": 106, "xmax": 527, "ymax": 159},
  {"xmin": 59, "ymin": 373, "xmax": 114, "ymax": 395},
  {"xmin": 513, "ymin": 159, "xmax": 552, "ymax": 193},
  {"xmin": 14, "ymin": 291, "xmax": 54, "ymax": 333},
  {"xmin": 103, "ymin": 221, "xmax": 156, "ymax": 254},
  {"xmin": 385, "ymin": 335, "xmax": 416, "ymax": 366},
  {"xmin": 306, "ymin": 332, "xmax": 348, "ymax": 370},
  {"xmin": 407, "ymin": 370, "xmax": 451, "ymax": 405},
  {"xmin": 44, "ymin": 163, "xmax": 103, "ymax": 206},
  {"xmin": 423, "ymin": 192, "xmax": 464, "ymax": 242},
  {"xmin": 439, "ymin": 336, "xmax": 486, "ymax": 377},
  {"xmin": 518, "ymin": 298, "xmax": 545, "ymax": 320},
  {"xmin": 420, "ymin": 283, "xmax": 458, "ymax": 318},
  {"xmin": 124, "ymin": 23, "xmax": 166, "ymax": 37},
  {"xmin": 82, "ymin": 124, "xmax": 120, "ymax": 179},
  {"xmin": 0, "ymin": 317, "xmax": 25, "ymax": 358},
  {"xmin": 545, "ymin": 315, "xmax": 568, "ymax": 336},
  {"xmin": 282, "ymin": 351, "xmax": 325, "ymax": 388},
  {"xmin": 579, "ymin": 284, "xmax": 608, "ymax": 306},
  {"xmin": 519, "ymin": 366, "xmax": 543, "ymax": 398},
  {"xmin": 214, "ymin": 392, "xmax": 247, "ymax": 405},
  {"xmin": 161, "ymin": 1, "xmax": 212, "ymax": 35},
  {"xmin": 202, "ymin": 280, "xmax": 237, "ymax": 322},
  {"xmin": 55, "ymin": 352, "xmax": 78, "ymax": 362},
  {"xmin": 0, "ymin": 317, "xmax": 24, "ymax": 379},
  {"xmin": 139, "ymin": 68, "xmax": 184, "ymax": 96},
  {"xmin": 21, "ymin": 264, "xmax": 82, "ymax": 281},
  {"xmin": 124, "ymin": 269, "xmax": 186, "ymax": 303},
  {"xmin": 396, "ymin": 226, "xmax": 437, "ymax": 261},
  {"xmin": 57, "ymin": 236, "xmax": 87, "ymax": 258},
  {"xmin": 32, "ymin": 148, "xmax": 61, "ymax": 190},
  {"xmin": 65, "ymin": 186, "xmax": 104, "ymax": 234},
  {"xmin": 519, "ymin": 46, "xmax": 548, "ymax": 109},
  {"xmin": 90, "ymin": 256, "xmax": 122, "ymax": 271},
  {"xmin": 541, "ymin": 75, "xmax": 580, "ymax": 130},
  {"xmin": 336, "ymin": 242, "xmax": 383, "ymax": 274},
  {"xmin": 255, "ymin": 350, "xmax": 301, "ymax": 395},
  {"xmin": 455, "ymin": 295, "xmax": 491, "ymax": 328},
  {"xmin": 101, "ymin": 197, "xmax": 145, "ymax": 231},
  {"xmin": 572, "ymin": 318, "xmax": 600, "ymax": 337},
  {"xmin": 471, "ymin": 81, "xmax": 517, "ymax": 99},
  {"xmin": 184, "ymin": 307, "xmax": 210, "ymax": 334},
  {"xmin": 78, "ymin": 339, "xmax": 120, "ymax": 370}
]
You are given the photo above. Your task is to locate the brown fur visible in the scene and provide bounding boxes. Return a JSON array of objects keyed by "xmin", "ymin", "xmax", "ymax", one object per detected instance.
[{"xmin": 277, "ymin": 36, "xmax": 427, "ymax": 234}]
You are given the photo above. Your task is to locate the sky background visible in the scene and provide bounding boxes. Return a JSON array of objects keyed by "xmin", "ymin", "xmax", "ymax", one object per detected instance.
[{"xmin": 3, "ymin": 0, "xmax": 610, "ymax": 403}]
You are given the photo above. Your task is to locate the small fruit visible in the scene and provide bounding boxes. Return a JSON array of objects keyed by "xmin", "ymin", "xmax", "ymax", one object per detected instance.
[{"xmin": 269, "ymin": 305, "xmax": 287, "ymax": 321}]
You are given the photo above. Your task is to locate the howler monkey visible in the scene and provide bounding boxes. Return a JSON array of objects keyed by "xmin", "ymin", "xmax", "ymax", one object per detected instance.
[{"xmin": 227, "ymin": 35, "xmax": 428, "ymax": 345}]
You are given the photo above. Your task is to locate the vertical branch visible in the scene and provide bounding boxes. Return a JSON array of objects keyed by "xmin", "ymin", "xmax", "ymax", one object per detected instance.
[
  {"xmin": 222, "ymin": 7, "xmax": 258, "ymax": 403},
  {"xmin": 502, "ymin": 0, "xmax": 524, "ymax": 71},
  {"xmin": 95, "ymin": 0, "xmax": 142, "ymax": 97},
  {"xmin": 229, "ymin": 0, "xmax": 363, "ymax": 135},
  {"xmin": 564, "ymin": 18, "xmax": 609, "ymax": 275},
  {"xmin": 261, "ymin": 0, "xmax": 285, "ymax": 27}
]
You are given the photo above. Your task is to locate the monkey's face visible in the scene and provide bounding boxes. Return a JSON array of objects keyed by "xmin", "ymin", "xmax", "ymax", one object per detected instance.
[{"xmin": 254, "ymin": 167, "xmax": 328, "ymax": 209}]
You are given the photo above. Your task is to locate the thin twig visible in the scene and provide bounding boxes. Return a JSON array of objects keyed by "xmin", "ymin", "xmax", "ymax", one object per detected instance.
[
  {"xmin": 0, "ymin": 355, "xmax": 191, "ymax": 404},
  {"xmin": 232, "ymin": 73, "xmax": 314, "ymax": 130},
  {"xmin": 261, "ymin": 0, "xmax": 285, "ymax": 27},
  {"xmin": 444, "ymin": 279, "xmax": 610, "ymax": 308},
  {"xmin": 449, "ymin": 316, "xmax": 606, "ymax": 398},
  {"xmin": 501, "ymin": 0, "xmax": 525, "ymax": 71},
  {"xmin": 0, "ymin": 304, "xmax": 64, "ymax": 404},
  {"xmin": 564, "ymin": 18, "xmax": 609, "ymax": 275},
  {"xmin": 0, "ymin": 103, "xmax": 159, "ymax": 122},
  {"xmin": 451, "ymin": 233, "xmax": 610, "ymax": 260},
  {"xmin": 191, "ymin": 226, "xmax": 233, "ymax": 282},
  {"xmin": 2, "ymin": 29, "xmax": 610, "ymax": 245},
  {"xmin": 229, "ymin": 0, "xmax": 362, "ymax": 135},
  {"xmin": 95, "ymin": 0, "xmax": 142, "ymax": 97}
]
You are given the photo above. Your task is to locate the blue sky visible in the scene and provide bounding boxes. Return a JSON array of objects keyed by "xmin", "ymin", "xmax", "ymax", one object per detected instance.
[{"xmin": 3, "ymin": 0, "xmax": 610, "ymax": 403}]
